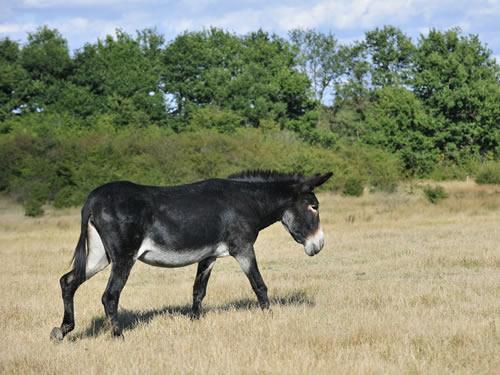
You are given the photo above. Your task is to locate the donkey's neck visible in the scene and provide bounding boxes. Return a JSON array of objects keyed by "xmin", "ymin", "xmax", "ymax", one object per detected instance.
[{"xmin": 243, "ymin": 184, "xmax": 293, "ymax": 231}]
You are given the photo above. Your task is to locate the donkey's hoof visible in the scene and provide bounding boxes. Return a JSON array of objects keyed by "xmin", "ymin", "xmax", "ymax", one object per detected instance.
[
  {"xmin": 260, "ymin": 303, "xmax": 271, "ymax": 311},
  {"xmin": 264, "ymin": 308, "xmax": 273, "ymax": 316},
  {"xmin": 111, "ymin": 332, "xmax": 124, "ymax": 340},
  {"xmin": 50, "ymin": 327, "xmax": 64, "ymax": 341},
  {"xmin": 190, "ymin": 312, "xmax": 201, "ymax": 321}
]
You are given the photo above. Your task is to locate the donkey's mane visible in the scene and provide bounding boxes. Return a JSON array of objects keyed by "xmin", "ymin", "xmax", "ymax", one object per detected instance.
[{"xmin": 227, "ymin": 170, "xmax": 305, "ymax": 184}]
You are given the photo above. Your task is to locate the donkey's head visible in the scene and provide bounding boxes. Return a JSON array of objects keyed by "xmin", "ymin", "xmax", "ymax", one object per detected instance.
[{"xmin": 281, "ymin": 172, "xmax": 333, "ymax": 256}]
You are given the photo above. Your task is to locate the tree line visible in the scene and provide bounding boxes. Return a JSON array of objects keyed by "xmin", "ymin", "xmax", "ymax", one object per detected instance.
[{"xmin": 0, "ymin": 25, "xmax": 499, "ymax": 214}]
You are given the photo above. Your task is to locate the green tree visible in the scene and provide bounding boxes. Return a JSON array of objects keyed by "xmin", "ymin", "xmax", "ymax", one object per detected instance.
[
  {"xmin": 413, "ymin": 28, "xmax": 500, "ymax": 160},
  {"xmin": 136, "ymin": 28, "xmax": 165, "ymax": 65},
  {"xmin": 1, "ymin": 27, "xmax": 72, "ymax": 116},
  {"xmin": 162, "ymin": 28, "xmax": 313, "ymax": 129},
  {"xmin": 238, "ymin": 30, "xmax": 313, "ymax": 124},
  {"xmin": 20, "ymin": 26, "xmax": 72, "ymax": 83},
  {"xmin": 330, "ymin": 43, "xmax": 371, "ymax": 141},
  {"xmin": 72, "ymin": 29, "xmax": 166, "ymax": 124},
  {"xmin": 162, "ymin": 28, "xmax": 242, "ymax": 117},
  {"xmin": 0, "ymin": 38, "xmax": 32, "ymax": 120},
  {"xmin": 364, "ymin": 26, "xmax": 414, "ymax": 88},
  {"xmin": 289, "ymin": 29, "xmax": 344, "ymax": 103},
  {"xmin": 363, "ymin": 86, "xmax": 437, "ymax": 175}
]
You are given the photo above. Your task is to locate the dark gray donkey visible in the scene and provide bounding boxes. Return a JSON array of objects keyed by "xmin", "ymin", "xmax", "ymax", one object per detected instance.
[{"xmin": 50, "ymin": 170, "xmax": 332, "ymax": 340}]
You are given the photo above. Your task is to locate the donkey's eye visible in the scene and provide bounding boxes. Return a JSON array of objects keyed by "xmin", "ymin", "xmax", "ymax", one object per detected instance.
[{"xmin": 308, "ymin": 204, "xmax": 318, "ymax": 212}]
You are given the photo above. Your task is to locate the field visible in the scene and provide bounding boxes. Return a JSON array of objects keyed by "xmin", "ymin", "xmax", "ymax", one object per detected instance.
[{"xmin": 0, "ymin": 181, "xmax": 499, "ymax": 374}]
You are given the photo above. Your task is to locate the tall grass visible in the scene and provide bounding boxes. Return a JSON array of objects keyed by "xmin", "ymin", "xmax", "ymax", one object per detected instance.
[
  {"xmin": 0, "ymin": 181, "xmax": 498, "ymax": 373},
  {"xmin": 475, "ymin": 161, "xmax": 500, "ymax": 184}
]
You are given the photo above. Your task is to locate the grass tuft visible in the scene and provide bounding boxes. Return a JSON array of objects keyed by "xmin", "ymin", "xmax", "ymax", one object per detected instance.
[{"xmin": 423, "ymin": 184, "xmax": 448, "ymax": 204}]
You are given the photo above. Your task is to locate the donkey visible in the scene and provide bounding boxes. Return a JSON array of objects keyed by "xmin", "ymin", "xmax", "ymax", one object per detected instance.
[{"xmin": 50, "ymin": 170, "xmax": 332, "ymax": 340}]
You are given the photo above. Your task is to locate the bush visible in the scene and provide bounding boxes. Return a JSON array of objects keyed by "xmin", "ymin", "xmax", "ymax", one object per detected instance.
[
  {"xmin": 475, "ymin": 162, "xmax": 500, "ymax": 184},
  {"xmin": 343, "ymin": 176, "xmax": 364, "ymax": 197},
  {"xmin": 0, "ymin": 114, "xmax": 403, "ymax": 215},
  {"xmin": 24, "ymin": 199, "xmax": 44, "ymax": 217},
  {"xmin": 188, "ymin": 106, "xmax": 244, "ymax": 133},
  {"xmin": 334, "ymin": 143, "xmax": 401, "ymax": 193},
  {"xmin": 423, "ymin": 185, "xmax": 448, "ymax": 204},
  {"xmin": 429, "ymin": 161, "xmax": 473, "ymax": 181},
  {"xmin": 284, "ymin": 111, "xmax": 338, "ymax": 147}
]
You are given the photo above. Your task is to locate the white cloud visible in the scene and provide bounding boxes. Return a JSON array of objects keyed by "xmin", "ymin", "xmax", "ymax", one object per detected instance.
[
  {"xmin": 48, "ymin": 11, "xmax": 157, "ymax": 49},
  {"xmin": 2, "ymin": 0, "xmax": 499, "ymax": 56},
  {"xmin": 466, "ymin": 0, "xmax": 500, "ymax": 17},
  {"xmin": 21, "ymin": 0, "xmax": 159, "ymax": 8},
  {"xmin": 204, "ymin": 9, "xmax": 264, "ymax": 33},
  {"xmin": 180, "ymin": 0, "xmax": 221, "ymax": 9},
  {"xmin": 54, "ymin": 17, "xmax": 118, "ymax": 37},
  {"xmin": 164, "ymin": 8, "xmax": 266, "ymax": 34},
  {"xmin": 273, "ymin": 0, "xmax": 435, "ymax": 30},
  {"xmin": 164, "ymin": 19, "xmax": 195, "ymax": 33},
  {"xmin": 22, "ymin": 0, "xmax": 118, "ymax": 7},
  {"xmin": 0, "ymin": 22, "xmax": 37, "ymax": 33},
  {"xmin": 163, "ymin": 0, "xmax": 457, "ymax": 35}
]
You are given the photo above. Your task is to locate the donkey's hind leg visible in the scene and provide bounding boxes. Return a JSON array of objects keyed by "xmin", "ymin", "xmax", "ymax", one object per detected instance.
[
  {"xmin": 50, "ymin": 270, "xmax": 84, "ymax": 341},
  {"xmin": 101, "ymin": 259, "xmax": 134, "ymax": 337},
  {"xmin": 50, "ymin": 223, "xmax": 109, "ymax": 341}
]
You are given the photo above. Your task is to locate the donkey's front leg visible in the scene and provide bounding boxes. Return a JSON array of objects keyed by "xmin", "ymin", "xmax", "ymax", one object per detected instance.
[
  {"xmin": 191, "ymin": 257, "xmax": 216, "ymax": 319},
  {"xmin": 234, "ymin": 248, "xmax": 270, "ymax": 310}
]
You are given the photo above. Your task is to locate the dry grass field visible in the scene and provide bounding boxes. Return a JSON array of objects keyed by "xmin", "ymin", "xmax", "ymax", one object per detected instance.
[{"xmin": 0, "ymin": 181, "xmax": 499, "ymax": 374}]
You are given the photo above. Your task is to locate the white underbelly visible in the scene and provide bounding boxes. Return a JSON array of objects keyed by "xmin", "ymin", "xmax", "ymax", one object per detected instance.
[{"xmin": 136, "ymin": 237, "xmax": 230, "ymax": 267}]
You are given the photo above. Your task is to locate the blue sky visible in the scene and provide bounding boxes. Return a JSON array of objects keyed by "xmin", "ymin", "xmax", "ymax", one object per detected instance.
[{"xmin": 1, "ymin": 0, "xmax": 499, "ymax": 60}]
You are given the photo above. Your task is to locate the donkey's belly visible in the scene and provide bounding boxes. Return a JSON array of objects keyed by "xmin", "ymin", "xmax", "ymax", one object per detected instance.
[{"xmin": 136, "ymin": 237, "xmax": 229, "ymax": 267}]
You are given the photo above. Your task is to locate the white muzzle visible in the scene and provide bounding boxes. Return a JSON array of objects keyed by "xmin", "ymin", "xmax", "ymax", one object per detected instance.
[{"xmin": 304, "ymin": 227, "xmax": 325, "ymax": 256}]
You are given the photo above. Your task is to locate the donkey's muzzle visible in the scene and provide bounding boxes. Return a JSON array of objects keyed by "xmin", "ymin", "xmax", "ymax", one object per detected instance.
[{"xmin": 304, "ymin": 228, "xmax": 325, "ymax": 256}]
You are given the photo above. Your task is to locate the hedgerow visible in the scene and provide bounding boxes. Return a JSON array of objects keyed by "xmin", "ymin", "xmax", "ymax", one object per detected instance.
[{"xmin": 0, "ymin": 114, "xmax": 402, "ymax": 215}]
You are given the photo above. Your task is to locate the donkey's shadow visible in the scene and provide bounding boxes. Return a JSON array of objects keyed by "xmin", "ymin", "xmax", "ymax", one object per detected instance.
[{"xmin": 70, "ymin": 290, "xmax": 314, "ymax": 340}]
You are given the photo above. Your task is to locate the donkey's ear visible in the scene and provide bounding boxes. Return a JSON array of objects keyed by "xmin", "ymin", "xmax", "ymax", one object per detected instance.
[{"xmin": 301, "ymin": 172, "xmax": 333, "ymax": 192}]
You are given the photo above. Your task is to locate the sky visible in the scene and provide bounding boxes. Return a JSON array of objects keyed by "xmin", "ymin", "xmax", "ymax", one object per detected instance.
[{"xmin": 1, "ymin": 0, "xmax": 499, "ymax": 60}]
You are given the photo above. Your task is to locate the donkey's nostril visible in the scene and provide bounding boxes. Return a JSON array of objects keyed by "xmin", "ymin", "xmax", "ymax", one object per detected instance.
[{"xmin": 304, "ymin": 227, "xmax": 325, "ymax": 256}]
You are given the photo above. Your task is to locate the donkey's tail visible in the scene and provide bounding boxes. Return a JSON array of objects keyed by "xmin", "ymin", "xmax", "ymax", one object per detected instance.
[{"xmin": 71, "ymin": 202, "xmax": 91, "ymax": 282}]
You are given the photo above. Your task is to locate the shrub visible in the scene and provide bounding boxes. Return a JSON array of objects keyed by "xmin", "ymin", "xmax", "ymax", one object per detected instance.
[
  {"xmin": 0, "ymin": 114, "xmax": 403, "ymax": 215},
  {"xmin": 430, "ymin": 162, "xmax": 471, "ymax": 181},
  {"xmin": 188, "ymin": 106, "xmax": 244, "ymax": 133},
  {"xmin": 335, "ymin": 143, "xmax": 401, "ymax": 193},
  {"xmin": 423, "ymin": 185, "xmax": 448, "ymax": 204},
  {"xmin": 24, "ymin": 199, "xmax": 44, "ymax": 217},
  {"xmin": 343, "ymin": 176, "xmax": 364, "ymax": 197},
  {"xmin": 284, "ymin": 111, "xmax": 338, "ymax": 147},
  {"xmin": 475, "ymin": 162, "xmax": 500, "ymax": 184}
]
